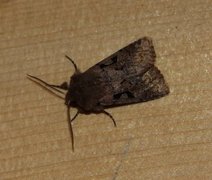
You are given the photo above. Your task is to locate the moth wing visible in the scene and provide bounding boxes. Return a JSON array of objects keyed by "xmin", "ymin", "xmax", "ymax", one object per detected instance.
[
  {"xmin": 100, "ymin": 66, "xmax": 170, "ymax": 107},
  {"xmin": 87, "ymin": 37, "xmax": 156, "ymax": 75},
  {"xmin": 81, "ymin": 37, "xmax": 168, "ymax": 109}
]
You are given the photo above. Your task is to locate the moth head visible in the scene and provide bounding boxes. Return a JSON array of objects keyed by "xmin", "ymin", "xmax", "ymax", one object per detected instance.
[
  {"xmin": 65, "ymin": 91, "xmax": 77, "ymax": 107},
  {"xmin": 64, "ymin": 73, "xmax": 82, "ymax": 108}
]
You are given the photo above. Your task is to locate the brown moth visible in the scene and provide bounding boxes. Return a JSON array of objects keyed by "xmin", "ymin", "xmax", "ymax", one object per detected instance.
[{"xmin": 27, "ymin": 37, "xmax": 169, "ymax": 151}]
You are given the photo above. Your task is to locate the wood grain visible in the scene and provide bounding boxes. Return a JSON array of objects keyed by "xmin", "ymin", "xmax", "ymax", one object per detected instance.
[{"xmin": 0, "ymin": 0, "xmax": 212, "ymax": 179}]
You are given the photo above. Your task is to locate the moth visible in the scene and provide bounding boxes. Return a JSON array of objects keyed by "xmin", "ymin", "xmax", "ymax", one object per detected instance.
[{"xmin": 27, "ymin": 37, "xmax": 169, "ymax": 151}]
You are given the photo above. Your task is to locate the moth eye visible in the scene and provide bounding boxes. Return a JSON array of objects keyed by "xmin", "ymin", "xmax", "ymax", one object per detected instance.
[{"xmin": 68, "ymin": 100, "xmax": 76, "ymax": 106}]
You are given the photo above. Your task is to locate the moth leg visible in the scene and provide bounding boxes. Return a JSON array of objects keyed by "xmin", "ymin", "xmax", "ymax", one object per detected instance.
[
  {"xmin": 67, "ymin": 106, "xmax": 75, "ymax": 152},
  {"xmin": 65, "ymin": 55, "xmax": 78, "ymax": 72},
  {"xmin": 103, "ymin": 110, "xmax": 117, "ymax": 127},
  {"xmin": 71, "ymin": 111, "xmax": 79, "ymax": 122}
]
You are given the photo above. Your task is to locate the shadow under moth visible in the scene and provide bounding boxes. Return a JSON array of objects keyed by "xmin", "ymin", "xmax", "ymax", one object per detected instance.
[{"xmin": 27, "ymin": 37, "xmax": 169, "ymax": 151}]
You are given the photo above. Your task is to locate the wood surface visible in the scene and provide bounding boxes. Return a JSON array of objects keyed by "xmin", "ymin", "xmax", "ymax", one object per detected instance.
[{"xmin": 0, "ymin": 0, "xmax": 212, "ymax": 179}]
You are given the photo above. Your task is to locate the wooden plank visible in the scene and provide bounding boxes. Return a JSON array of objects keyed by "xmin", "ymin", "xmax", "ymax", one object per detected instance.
[{"xmin": 0, "ymin": 0, "xmax": 212, "ymax": 179}]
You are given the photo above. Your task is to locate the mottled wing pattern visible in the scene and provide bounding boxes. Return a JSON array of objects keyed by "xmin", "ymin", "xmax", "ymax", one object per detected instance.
[
  {"xmin": 83, "ymin": 37, "xmax": 169, "ymax": 107},
  {"xmin": 104, "ymin": 65, "xmax": 169, "ymax": 106}
]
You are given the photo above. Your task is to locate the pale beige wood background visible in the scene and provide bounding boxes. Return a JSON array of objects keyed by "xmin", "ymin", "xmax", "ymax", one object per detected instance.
[{"xmin": 0, "ymin": 0, "xmax": 212, "ymax": 179}]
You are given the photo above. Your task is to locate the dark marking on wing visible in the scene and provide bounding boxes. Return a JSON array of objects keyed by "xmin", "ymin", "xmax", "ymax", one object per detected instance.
[
  {"xmin": 113, "ymin": 91, "xmax": 135, "ymax": 100},
  {"xmin": 100, "ymin": 56, "xmax": 117, "ymax": 69}
]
